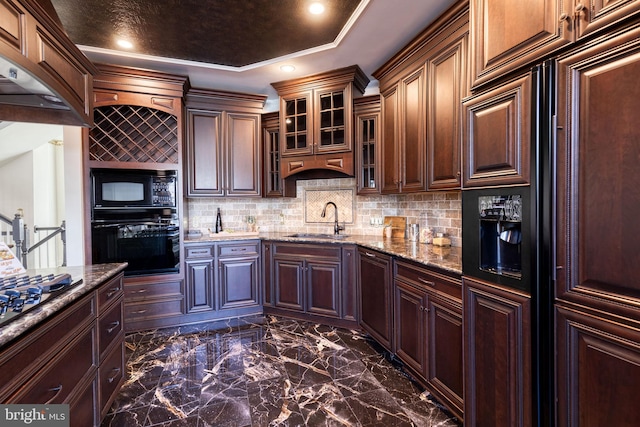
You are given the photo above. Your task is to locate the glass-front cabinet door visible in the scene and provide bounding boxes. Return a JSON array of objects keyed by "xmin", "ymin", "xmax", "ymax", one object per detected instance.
[
  {"xmin": 354, "ymin": 95, "xmax": 381, "ymax": 195},
  {"xmin": 281, "ymin": 93, "xmax": 312, "ymax": 156},
  {"xmin": 315, "ymin": 84, "xmax": 352, "ymax": 154}
]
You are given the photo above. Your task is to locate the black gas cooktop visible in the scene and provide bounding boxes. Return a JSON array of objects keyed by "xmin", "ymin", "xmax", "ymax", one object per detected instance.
[{"xmin": 0, "ymin": 273, "xmax": 83, "ymax": 328}]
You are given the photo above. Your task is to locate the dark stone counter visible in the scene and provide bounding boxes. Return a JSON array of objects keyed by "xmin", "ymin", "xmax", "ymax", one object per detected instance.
[{"xmin": 186, "ymin": 232, "xmax": 462, "ymax": 275}]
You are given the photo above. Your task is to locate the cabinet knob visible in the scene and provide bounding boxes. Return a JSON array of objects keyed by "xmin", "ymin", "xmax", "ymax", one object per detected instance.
[
  {"xmin": 559, "ymin": 12, "xmax": 570, "ymax": 22},
  {"xmin": 575, "ymin": 3, "xmax": 586, "ymax": 12}
]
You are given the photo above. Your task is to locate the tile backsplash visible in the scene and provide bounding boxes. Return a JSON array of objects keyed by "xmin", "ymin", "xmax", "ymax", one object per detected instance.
[{"xmin": 186, "ymin": 178, "xmax": 461, "ymax": 246}]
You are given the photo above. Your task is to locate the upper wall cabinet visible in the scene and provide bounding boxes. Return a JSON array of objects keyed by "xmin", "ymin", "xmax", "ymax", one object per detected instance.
[
  {"xmin": 185, "ymin": 89, "xmax": 267, "ymax": 197},
  {"xmin": 0, "ymin": 0, "xmax": 97, "ymax": 126},
  {"xmin": 373, "ymin": 0, "xmax": 469, "ymax": 194},
  {"xmin": 271, "ymin": 65, "xmax": 369, "ymax": 178},
  {"xmin": 354, "ymin": 95, "xmax": 381, "ymax": 195},
  {"xmin": 470, "ymin": 0, "xmax": 640, "ymax": 88},
  {"xmin": 462, "ymin": 73, "xmax": 531, "ymax": 188},
  {"xmin": 88, "ymin": 64, "xmax": 187, "ymax": 170}
]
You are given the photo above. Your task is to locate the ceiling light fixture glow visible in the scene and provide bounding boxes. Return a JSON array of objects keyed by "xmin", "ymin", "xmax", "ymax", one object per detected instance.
[
  {"xmin": 280, "ymin": 65, "xmax": 296, "ymax": 72},
  {"xmin": 117, "ymin": 39, "xmax": 134, "ymax": 49},
  {"xmin": 308, "ymin": 2, "xmax": 325, "ymax": 15}
]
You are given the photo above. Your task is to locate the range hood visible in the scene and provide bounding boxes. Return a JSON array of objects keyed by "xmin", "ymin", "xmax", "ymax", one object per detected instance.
[
  {"xmin": 0, "ymin": 0, "xmax": 96, "ymax": 126},
  {"xmin": 0, "ymin": 56, "xmax": 71, "ymax": 111}
]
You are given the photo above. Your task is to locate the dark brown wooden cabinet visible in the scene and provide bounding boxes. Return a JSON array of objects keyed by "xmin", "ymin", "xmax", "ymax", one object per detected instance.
[
  {"xmin": 123, "ymin": 278, "xmax": 184, "ymax": 332},
  {"xmin": 555, "ymin": 305, "xmax": 640, "ymax": 427},
  {"xmin": 185, "ymin": 245, "xmax": 215, "ymax": 313},
  {"xmin": 217, "ymin": 241, "xmax": 260, "ymax": 311},
  {"xmin": 377, "ymin": 67, "xmax": 426, "ymax": 194},
  {"xmin": 265, "ymin": 241, "xmax": 357, "ymax": 328},
  {"xmin": 426, "ymin": 293, "xmax": 463, "ymax": 418},
  {"xmin": 185, "ymin": 89, "xmax": 267, "ymax": 197},
  {"xmin": 554, "ymin": 22, "xmax": 640, "ymax": 425},
  {"xmin": 463, "ymin": 276, "xmax": 531, "ymax": 427},
  {"xmin": 394, "ymin": 259, "xmax": 463, "ymax": 419},
  {"xmin": 261, "ymin": 111, "xmax": 294, "ymax": 197},
  {"xmin": 271, "ymin": 65, "xmax": 369, "ymax": 178},
  {"xmin": 462, "ymin": 72, "xmax": 531, "ymax": 188},
  {"xmin": 184, "ymin": 240, "xmax": 261, "ymax": 319},
  {"xmin": 0, "ymin": 271, "xmax": 125, "ymax": 427},
  {"xmin": 470, "ymin": 0, "xmax": 640, "ymax": 88},
  {"xmin": 379, "ymin": 85, "xmax": 400, "ymax": 193},
  {"xmin": 273, "ymin": 255, "xmax": 305, "ymax": 312},
  {"xmin": 426, "ymin": 32, "xmax": 467, "ymax": 190},
  {"xmin": 357, "ymin": 247, "xmax": 393, "ymax": 350},
  {"xmin": 555, "ymin": 20, "xmax": 640, "ymax": 320},
  {"xmin": 394, "ymin": 279, "xmax": 427, "ymax": 374},
  {"xmin": 354, "ymin": 95, "xmax": 381, "ymax": 195},
  {"xmin": 373, "ymin": 1, "xmax": 468, "ymax": 194}
]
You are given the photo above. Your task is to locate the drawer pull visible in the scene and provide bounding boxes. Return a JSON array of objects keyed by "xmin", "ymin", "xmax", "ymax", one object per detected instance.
[
  {"xmin": 135, "ymin": 289, "xmax": 147, "ymax": 294},
  {"xmin": 364, "ymin": 252, "xmax": 376, "ymax": 258},
  {"xmin": 231, "ymin": 248, "xmax": 247, "ymax": 252},
  {"xmin": 107, "ymin": 368, "xmax": 122, "ymax": 384},
  {"xmin": 106, "ymin": 287, "xmax": 121, "ymax": 299},
  {"xmin": 132, "ymin": 309, "xmax": 147, "ymax": 315},
  {"xmin": 191, "ymin": 249, "xmax": 210, "ymax": 255},
  {"xmin": 106, "ymin": 321, "xmax": 121, "ymax": 334},
  {"xmin": 418, "ymin": 278, "xmax": 435, "ymax": 287},
  {"xmin": 45, "ymin": 384, "xmax": 63, "ymax": 404}
]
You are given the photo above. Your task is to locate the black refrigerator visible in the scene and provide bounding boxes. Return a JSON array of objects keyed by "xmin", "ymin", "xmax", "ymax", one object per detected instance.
[{"xmin": 461, "ymin": 59, "xmax": 556, "ymax": 427}]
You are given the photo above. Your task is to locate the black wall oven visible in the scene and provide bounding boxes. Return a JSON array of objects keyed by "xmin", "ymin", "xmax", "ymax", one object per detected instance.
[{"xmin": 91, "ymin": 169, "xmax": 180, "ymax": 277}]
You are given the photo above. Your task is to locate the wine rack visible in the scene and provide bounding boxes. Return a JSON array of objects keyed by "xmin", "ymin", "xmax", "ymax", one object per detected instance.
[{"xmin": 89, "ymin": 105, "xmax": 179, "ymax": 164}]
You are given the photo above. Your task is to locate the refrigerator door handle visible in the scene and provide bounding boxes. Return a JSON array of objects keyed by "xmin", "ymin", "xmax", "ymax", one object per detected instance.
[{"xmin": 551, "ymin": 113, "xmax": 558, "ymax": 281}]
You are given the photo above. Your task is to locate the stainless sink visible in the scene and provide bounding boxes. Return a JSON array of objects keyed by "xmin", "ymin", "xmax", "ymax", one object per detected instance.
[{"xmin": 287, "ymin": 233, "xmax": 349, "ymax": 240}]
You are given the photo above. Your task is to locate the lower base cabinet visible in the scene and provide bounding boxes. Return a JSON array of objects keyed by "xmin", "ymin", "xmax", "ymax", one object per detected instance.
[
  {"xmin": 0, "ymin": 271, "xmax": 125, "ymax": 427},
  {"xmin": 556, "ymin": 304, "xmax": 640, "ymax": 427},
  {"xmin": 393, "ymin": 259, "xmax": 463, "ymax": 419},
  {"xmin": 357, "ymin": 247, "xmax": 393, "ymax": 350},
  {"xmin": 463, "ymin": 276, "xmax": 531, "ymax": 427},
  {"xmin": 184, "ymin": 240, "xmax": 262, "ymax": 322},
  {"xmin": 264, "ymin": 241, "xmax": 357, "ymax": 327}
]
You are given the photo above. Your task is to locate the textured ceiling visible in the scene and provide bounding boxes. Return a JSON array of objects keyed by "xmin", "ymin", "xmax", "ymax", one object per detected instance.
[
  {"xmin": 44, "ymin": 0, "xmax": 458, "ymax": 109},
  {"xmin": 50, "ymin": 0, "xmax": 362, "ymax": 68}
]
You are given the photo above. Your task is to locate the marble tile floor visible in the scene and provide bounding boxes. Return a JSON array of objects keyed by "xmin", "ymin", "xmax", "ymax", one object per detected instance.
[{"xmin": 101, "ymin": 315, "xmax": 462, "ymax": 427}]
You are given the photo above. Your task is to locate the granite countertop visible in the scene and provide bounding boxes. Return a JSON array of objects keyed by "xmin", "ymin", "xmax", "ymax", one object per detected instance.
[
  {"xmin": 0, "ymin": 263, "xmax": 128, "ymax": 349},
  {"xmin": 186, "ymin": 231, "xmax": 462, "ymax": 275}
]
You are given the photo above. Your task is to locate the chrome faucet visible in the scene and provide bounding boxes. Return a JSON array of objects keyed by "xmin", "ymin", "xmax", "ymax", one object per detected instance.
[{"xmin": 321, "ymin": 201, "xmax": 345, "ymax": 235}]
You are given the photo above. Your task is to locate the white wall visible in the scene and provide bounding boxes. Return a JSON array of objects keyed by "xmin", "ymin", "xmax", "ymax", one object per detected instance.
[{"xmin": 62, "ymin": 126, "xmax": 85, "ymax": 266}]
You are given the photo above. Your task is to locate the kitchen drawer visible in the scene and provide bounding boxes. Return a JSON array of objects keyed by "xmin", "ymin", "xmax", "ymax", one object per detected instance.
[
  {"xmin": 125, "ymin": 299, "xmax": 183, "ymax": 321},
  {"xmin": 273, "ymin": 242, "xmax": 341, "ymax": 259},
  {"xmin": 124, "ymin": 280, "xmax": 183, "ymax": 301},
  {"xmin": 99, "ymin": 340, "xmax": 125, "ymax": 418},
  {"xmin": 185, "ymin": 245, "xmax": 214, "ymax": 258},
  {"xmin": 11, "ymin": 323, "xmax": 97, "ymax": 404},
  {"xmin": 98, "ymin": 296, "xmax": 124, "ymax": 359},
  {"xmin": 395, "ymin": 260, "xmax": 461, "ymax": 300},
  {"xmin": 218, "ymin": 240, "xmax": 259, "ymax": 257},
  {"xmin": 97, "ymin": 273, "xmax": 124, "ymax": 313},
  {"xmin": 0, "ymin": 293, "xmax": 95, "ymax": 397}
]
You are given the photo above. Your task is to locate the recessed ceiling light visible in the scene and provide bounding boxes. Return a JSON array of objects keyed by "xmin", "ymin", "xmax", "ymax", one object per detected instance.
[
  {"xmin": 308, "ymin": 2, "xmax": 325, "ymax": 15},
  {"xmin": 117, "ymin": 39, "xmax": 133, "ymax": 49},
  {"xmin": 280, "ymin": 65, "xmax": 296, "ymax": 72}
]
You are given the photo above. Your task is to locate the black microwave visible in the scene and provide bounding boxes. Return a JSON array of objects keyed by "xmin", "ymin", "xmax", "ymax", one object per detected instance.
[{"xmin": 92, "ymin": 169, "xmax": 177, "ymax": 209}]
